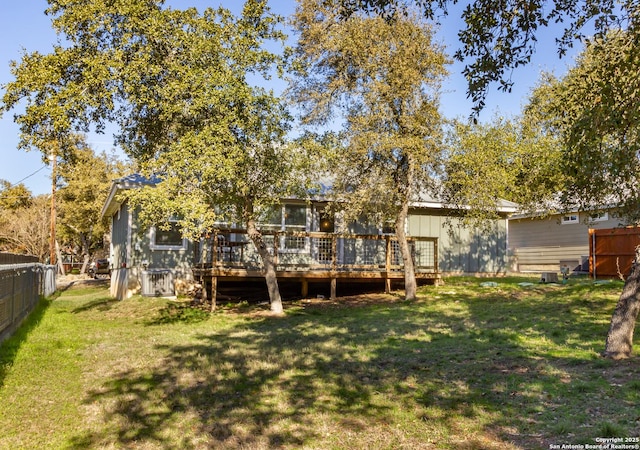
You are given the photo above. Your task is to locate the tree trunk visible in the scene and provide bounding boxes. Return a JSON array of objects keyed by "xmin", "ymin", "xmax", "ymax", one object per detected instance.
[
  {"xmin": 395, "ymin": 150, "xmax": 417, "ymax": 301},
  {"xmin": 81, "ymin": 254, "xmax": 90, "ymax": 274},
  {"xmin": 396, "ymin": 199, "xmax": 417, "ymax": 301},
  {"xmin": 603, "ymin": 246, "xmax": 640, "ymax": 359},
  {"xmin": 244, "ymin": 200, "xmax": 283, "ymax": 314},
  {"xmin": 55, "ymin": 240, "xmax": 66, "ymax": 276},
  {"xmin": 80, "ymin": 233, "xmax": 90, "ymax": 274}
]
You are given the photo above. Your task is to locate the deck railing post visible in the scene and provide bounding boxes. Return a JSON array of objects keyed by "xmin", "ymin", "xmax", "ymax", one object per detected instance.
[
  {"xmin": 273, "ymin": 232, "xmax": 279, "ymax": 268},
  {"xmin": 210, "ymin": 276, "xmax": 217, "ymax": 312},
  {"xmin": 330, "ymin": 234, "xmax": 337, "ymax": 300},
  {"xmin": 433, "ymin": 238, "xmax": 438, "ymax": 273},
  {"xmin": 212, "ymin": 232, "xmax": 219, "ymax": 265},
  {"xmin": 385, "ymin": 236, "xmax": 392, "ymax": 293}
]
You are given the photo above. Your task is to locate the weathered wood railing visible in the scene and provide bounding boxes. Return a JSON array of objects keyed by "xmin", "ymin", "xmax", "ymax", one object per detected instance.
[
  {"xmin": 194, "ymin": 229, "xmax": 438, "ymax": 275},
  {"xmin": 192, "ymin": 229, "xmax": 438, "ymax": 302}
]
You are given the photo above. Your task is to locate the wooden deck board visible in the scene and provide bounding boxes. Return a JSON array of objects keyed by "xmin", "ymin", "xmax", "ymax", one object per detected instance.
[{"xmin": 192, "ymin": 267, "xmax": 440, "ymax": 282}]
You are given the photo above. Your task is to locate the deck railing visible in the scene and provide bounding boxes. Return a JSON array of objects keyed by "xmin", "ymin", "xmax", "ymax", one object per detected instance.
[{"xmin": 195, "ymin": 229, "xmax": 438, "ymax": 274}]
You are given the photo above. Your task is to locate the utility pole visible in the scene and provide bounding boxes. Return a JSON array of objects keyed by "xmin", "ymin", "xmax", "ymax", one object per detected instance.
[{"xmin": 49, "ymin": 148, "xmax": 56, "ymax": 267}]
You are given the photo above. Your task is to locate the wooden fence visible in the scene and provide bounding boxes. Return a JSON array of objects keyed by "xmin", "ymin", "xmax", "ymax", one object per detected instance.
[{"xmin": 589, "ymin": 227, "xmax": 640, "ymax": 279}]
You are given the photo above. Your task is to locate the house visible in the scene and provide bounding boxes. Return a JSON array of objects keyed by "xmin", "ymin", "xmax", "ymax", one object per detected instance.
[
  {"xmin": 101, "ymin": 174, "xmax": 195, "ymax": 299},
  {"xmin": 508, "ymin": 208, "xmax": 623, "ymax": 273},
  {"xmin": 101, "ymin": 174, "xmax": 518, "ymax": 300}
]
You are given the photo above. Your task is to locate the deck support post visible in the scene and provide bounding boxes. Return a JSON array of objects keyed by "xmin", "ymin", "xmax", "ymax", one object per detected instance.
[
  {"xmin": 330, "ymin": 277, "xmax": 337, "ymax": 301},
  {"xmin": 200, "ymin": 272, "xmax": 208, "ymax": 306},
  {"xmin": 210, "ymin": 276, "xmax": 218, "ymax": 312},
  {"xmin": 301, "ymin": 279, "xmax": 308, "ymax": 298},
  {"xmin": 385, "ymin": 236, "xmax": 392, "ymax": 293}
]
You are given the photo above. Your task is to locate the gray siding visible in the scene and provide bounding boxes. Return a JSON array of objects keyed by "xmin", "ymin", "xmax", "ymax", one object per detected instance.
[
  {"xmin": 509, "ymin": 213, "xmax": 620, "ymax": 248},
  {"xmin": 110, "ymin": 201, "xmax": 130, "ymax": 269},
  {"xmin": 508, "ymin": 211, "xmax": 623, "ymax": 271},
  {"xmin": 408, "ymin": 210, "xmax": 508, "ymax": 274},
  {"xmin": 129, "ymin": 217, "xmax": 194, "ymax": 279}
]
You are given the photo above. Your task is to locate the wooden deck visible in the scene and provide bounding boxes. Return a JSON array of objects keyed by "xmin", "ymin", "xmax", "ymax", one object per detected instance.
[{"xmin": 192, "ymin": 230, "xmax": 440, "ymax": 300}]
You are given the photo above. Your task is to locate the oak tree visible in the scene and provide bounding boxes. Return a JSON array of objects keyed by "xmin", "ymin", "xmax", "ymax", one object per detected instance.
[
  {"xmin": 57, "ymin": 139, "xmax": 128, "ymax": 273},
  {"xmin": 331, "ymin": 0, "xmax": 637, "ymax": 114},
  {"xmin": 290, "ymin": 0, "xmax": 448, "ymax": 300},
  {"xmin": 525, "ymin": 27, "xmax": 640, "ymax": 358},
  {"xmin": 2, "ymin": 0, "xmax": 302, "ymax": 313},
  {"xmin": 441, "ymin": 116, "xmax": 562, "ymax": 225}
]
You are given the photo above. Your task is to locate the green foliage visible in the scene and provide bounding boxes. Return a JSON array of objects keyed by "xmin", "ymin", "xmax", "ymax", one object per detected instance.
[
  {"xmin": 290, "ymin": 1, "xmax": 448, "ymax": 225},
  {"xmin": 441, "ymin": 116, "xmax": 562, "ymax": 224},
  {"xmin": 2, "ymin": 0, "xmax": 310, "ymax": 241},
  {"xmin": 332, "ymin": 0, "xmax": 637, "ymax": 115},
  {"xmin": 0, "ymin": 180, "xmax": 32, "ymax": 210},
  {"xmin": 56, "ymin": 136, "xmax": 128, "ymax": 257},
  {"xmin": 525, "ymin": 28, "xmax": 640, "ymax": 221}
]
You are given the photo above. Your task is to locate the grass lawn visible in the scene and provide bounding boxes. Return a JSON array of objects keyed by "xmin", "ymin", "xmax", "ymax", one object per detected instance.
[{"xmin": 1, "ymin": 276, "xmax": 639, "ymax": 449}]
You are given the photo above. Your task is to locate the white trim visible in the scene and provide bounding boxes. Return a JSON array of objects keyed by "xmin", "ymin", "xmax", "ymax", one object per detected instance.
[
  {"xmin": 588, "ymin": 212, "xmax": 609, "ymax": 222},
  {"xmin": 149, "ymin": 220, "xmax": 188, "ymax": 251},
  {"xmin": 561, "ymin": 213, "xmax": 579, "ymax": 224},
  {"xmin": 126, "ymin": 204, "xmax": 133, "ymax": 268}
]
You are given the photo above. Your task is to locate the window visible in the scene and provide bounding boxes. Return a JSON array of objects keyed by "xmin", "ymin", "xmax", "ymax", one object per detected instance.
[
  {"xmin": 589, "ymin": 212, "xmax": 609, "ymax": 222},
  {"xmin": 257, "ymin": 204, "xmax": 309, "ymax": 251},
  {"xmin": 150, "ymin": 221, "xmax": 187, "ymax": 250},
  {"xmin": 257, "ymin": 205, "xmax": 282, "ymax": 231},
  {"xmin": 561, "ymin": 214, "xmax": 579, "ymax": 225},
  {"xmin": 284, "ymin": 205, "xmax": 307, "ymax": 250},
  {"xmin": 382, "ymin": 221, "xmax": 395, "ymax": 234}
]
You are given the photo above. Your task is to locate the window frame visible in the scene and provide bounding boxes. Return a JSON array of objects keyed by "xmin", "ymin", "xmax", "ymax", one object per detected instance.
[
  {"xmin": 561, "ymin": 213, "xmax": 579, "ymax": 225},
  {"xmin": 257, "ymin": 203, "xmax": 310, "ymax": 253},
  {"xmin": 589, "ymin": 212, "xmax": 609, "ymax": 222},
  {"xmin": 149, "ymin": 220, "xmax": 188, "ymax": 251}
]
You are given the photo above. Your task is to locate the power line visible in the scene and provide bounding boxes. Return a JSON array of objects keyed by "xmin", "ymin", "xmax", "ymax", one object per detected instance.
[{"xmin": 3, "ymin": 165, "xmax": 48, "ymax": 188}]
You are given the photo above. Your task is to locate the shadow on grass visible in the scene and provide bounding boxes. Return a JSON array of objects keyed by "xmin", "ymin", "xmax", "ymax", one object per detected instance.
[
  {"xmin": 0, "ymin": 297, "xmax": 52, "ymax": 387},
  {"xmin": 71, "ymin": 297, "xmax": 120, "ymax": 313},
  {"xmin": 67, "ymin": 280, "xmax": 636, "ymax": 449},
  {"xmin": 146, "ymin": 303, "xmax": 211, "ymax": 325}
]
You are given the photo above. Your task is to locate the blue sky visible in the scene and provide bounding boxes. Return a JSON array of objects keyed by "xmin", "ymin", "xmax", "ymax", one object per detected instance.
[{"xmin": 0, "ymin": 1, "xmax": 580, "ymax": 196}]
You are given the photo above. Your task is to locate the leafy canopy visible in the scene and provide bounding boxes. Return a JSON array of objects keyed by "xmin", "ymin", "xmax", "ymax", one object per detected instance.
[
  {"xmin": 330, "ymin": 0, "xmax": 637, "ymax": 114},
  {"xmin": 290, "ymin": 1, "xmax": 449, "ymax": 225},
  {"xmin": 524, "ymin": 25, "xmax": 640, "ymax": 220},
  {"xmin": 57, "ymin": 137, "xmax": 128, "ymax": 256},
  {"xmin": 441, "ymin": 116, "xmax": 562, "ymax": 224},
  {"xmin": 2, "ymin": 1, "xmax": 308, "ymax": 238}
]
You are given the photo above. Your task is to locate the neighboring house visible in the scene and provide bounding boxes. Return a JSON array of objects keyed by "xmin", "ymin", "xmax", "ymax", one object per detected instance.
[
  {"xmin": 508, "ymin": 209, "xmax": 623, "ymax": 273},
  {"xmin": 101, "ymin": 174, "xmax": 518, "ymax": 300}
]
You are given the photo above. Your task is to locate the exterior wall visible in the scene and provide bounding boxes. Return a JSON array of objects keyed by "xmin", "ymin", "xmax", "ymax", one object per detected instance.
[
  {"xmin": 110, "ymin": 201, "xmax": 130, "ymax": 269},
  {"xmin": 109, "ymin": 202, "xmax": 132, "ymax": 299},
  {"xmin": 407, "ymin": 210, "xmax": 509, "ymax": 274},
  {"xmin": 129, "ymin": 211, "xmax": 194, "ymax": 296},
  {"xmin": 109, "ymin": 202, "xmax": 194, "ymax": 299},
  {"xmin": 111, "ymin": 197, "xmax": 512, "ymax": 297},
  {"xmin": 508, "ymin": 211, "xmax": 622, "ymax": 272}
]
